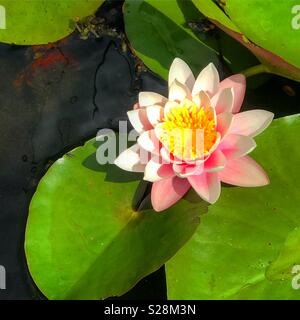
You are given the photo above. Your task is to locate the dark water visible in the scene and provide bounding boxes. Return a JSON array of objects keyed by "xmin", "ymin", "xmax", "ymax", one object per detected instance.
[{"xmin": 0, "ymin": 0, "xmax": 299, "ymax": 300}]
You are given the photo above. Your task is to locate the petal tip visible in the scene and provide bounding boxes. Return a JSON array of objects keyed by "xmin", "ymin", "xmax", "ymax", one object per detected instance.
[
  {"xmin": 259, "ymin": 173, "xmax": 270, "ymax": 186},
  {"xmin": 151, "ymin": 193, "xmax": 168, "ymax": 212},
  {"xmin": 113, "ymin": 156, "xmax": 123, "ymax": 170}
]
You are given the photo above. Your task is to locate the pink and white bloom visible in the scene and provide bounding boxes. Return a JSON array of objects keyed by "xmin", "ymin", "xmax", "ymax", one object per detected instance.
[{"xmin": 114, "ymin": 58, "xmax": 274, "ymax": 212}]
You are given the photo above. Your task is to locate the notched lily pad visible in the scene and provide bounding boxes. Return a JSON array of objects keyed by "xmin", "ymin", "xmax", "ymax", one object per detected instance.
[{"xmin": 25, "ymin": 137, "xmax": 206, "ymax": 299}]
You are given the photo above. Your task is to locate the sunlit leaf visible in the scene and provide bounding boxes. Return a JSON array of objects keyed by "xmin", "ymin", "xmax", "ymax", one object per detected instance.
[
  {"xmin": 166, "ymin": 114, "xmax": 300, "ymax": 299},
  {"xmin": 25, "ymin": 138, "xmax": 206, "ymax": 299},
  {"xmin": 0, "ymin": 0, "xmax": 104, "ymax": 45}
]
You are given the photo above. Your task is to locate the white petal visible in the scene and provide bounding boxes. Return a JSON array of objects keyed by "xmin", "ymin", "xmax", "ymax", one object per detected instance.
[
  {"xmin": 195, "ymin": 90, "xmax": 212, "ymax": 109},
  {"xmin": 114, "ymin": 144, "xmax": 146, "ymax": 172},
  {"xmin": 192, "ymin": 63, "xmax": 220, "ymax": 97},
  {"xmin": 169, "ymin": 79, "xmax": 191, "ymax": 101},
  {"xmin": 137, "ymin": 129, "xmax": 161, "ymax": 155},
  {"xmin": 168, "ymin": 58, "xmax": 195, "ymax": 91},
  {"xmin": 146, "ymin": 105, "xmax": 164, "ymax": 127},
  {"xmin": 127, "ymin": 109, "xmax": 151, "ymax": 134},
  {"xmin": 164, "ymin": 100, "xmax": 180, "ymax": 116},
  {"xmin": 139, "ymin": 92, "xmax": 167, "ymax": 107}
]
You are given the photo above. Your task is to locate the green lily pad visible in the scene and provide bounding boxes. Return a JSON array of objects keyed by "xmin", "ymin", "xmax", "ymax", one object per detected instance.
[
  {"xmin": 166, "ymin": 114, "xmax": 300, "ymax": 299},
  {"xmin": 124, "ymin": 0, "xmax": 259, "ymax": 80},
  {"xmin": 191, "ymin": 0, "xmax": 241, "ymax": 33},
  {"xmin": 0, "ymin": 0, "xmax": 103, "ymax": 45},
  {"xmin": 225, "ymin": 0, "xmax": 300, "ymax": 69},
  {"xmin": 25, "ymin": 138, "xmax": 205, "ymax": 299},
  {"xmin": 192, "ymin": 0, "xmax": 300, "ymax": 82},
  {"xmin": 124, "ymin": 0, "xmax": 218, "ymax": 80}
]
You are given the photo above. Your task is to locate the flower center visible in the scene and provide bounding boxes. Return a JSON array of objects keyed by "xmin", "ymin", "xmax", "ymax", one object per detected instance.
[{"xmin": 158, "ymin": 99, "xmax": 217, "ymax": 160}]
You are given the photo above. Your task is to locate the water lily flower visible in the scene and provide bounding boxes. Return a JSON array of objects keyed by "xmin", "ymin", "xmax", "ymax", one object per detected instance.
[{"xmin": 114, "ymin": 58, "xmax": 274, "ymax": 212}]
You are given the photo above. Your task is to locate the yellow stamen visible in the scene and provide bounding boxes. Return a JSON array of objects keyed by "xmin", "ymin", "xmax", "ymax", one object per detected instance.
[{"xmin": 159, "ymin": 99, "xmax": 217, "ymax": 160}]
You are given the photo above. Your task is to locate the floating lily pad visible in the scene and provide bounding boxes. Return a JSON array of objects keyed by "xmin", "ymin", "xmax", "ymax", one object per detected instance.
[
  {"xmin": 124, "ymin": 0, "xmax": 218, "ymax": 80},
  {"xmin": 192, "ymin": 0, "xmax": 300, "ymax": 82},
  {"xmin": 0, "ymin": 0, "xmax": 104, "ymax": 45},
  {"xmin": 225, "ymin": 0, "xmax": 300, "ymax": 69},
  {"xmin": 166, "ymin": 114, "xmax": 300, "ymax": 299},
  {"xmin": 25, "ymin": 138, "xmax": 205, "ymax": 299},
  {"xmin": 124, "ymin": 0, "xmax": 259, "ymax": 80},
  {"xmin": 192, "ymin": 0, "xmax": 240, "ymax": 33}
]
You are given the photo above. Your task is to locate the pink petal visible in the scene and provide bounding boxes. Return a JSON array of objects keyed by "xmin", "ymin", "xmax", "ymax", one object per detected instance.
[
  {"xmin": 173, "ymin": 163, "xmax": 204, "ymax": 177},
  {"xmin": 133, "ymin": 102, "xmax": 140, "ymax": 110},
  {"xmin": 169, "ymin": 79, "xmax": 191, "ymax": 101},
  {"xmin": 114, "ymin": 144, "xmax": 146, "ymax": 172},
  {"xmin": 192, "ymin": 63, "xmax": 220, "ymax": 97},
  {"xmin": 139, "ymin": 92, "xmax": 168, "ymax": 107},
  {"xmin": 160, "ymin": 146, "xmax": 202, "ymax": 165},
  {"xmin": 160, "ymin": 146, "xmax": 173, "ymax": 164},
  {"xmin": 144, "ymin": 158, "xmax": 174, "ymax": 182},
  {"xmin": 219, "ymin": 134, "xmax": 256, "ymax": 160},
  {"xmin": 151, "ymin": 176, "xmax": 191, "ymax": 212},
  {"xmin": 216, "ymin": 112, "xmax": 233, "ymax": 138},
  {"xmin": 211, "ymin": 87, "xmax": 234, "ymax": 114},
  {"xmin": 168, "ymin": 58, "xmax": 195, "ymax": 91},
  {"xmin": 160, "ymin": 147, "xmax": 183, "ymax": 165},
  {"xmin": 230, "ymin": 110, "xmax": 274, "ymax": 137},
  {"xmin": 188, "ymin": 172, "xmax": 221, "ymax": 204},
  {"xmin": 204, "ymin": 132, "xmax": 221, "ymax": 157},
  {"xmin": 204, "ymin": 150, "xmax": 226, "ymax": 172},
  {"xmin": 138, "ymin": 129, "xmax": 161, "ymax": 155},
  {"xmin": 218, "ymin": 155, "xmax": 269, "ymax": 187},
  {"xmin": 127, "ymin": 109, "xmax": 152, "ymax": 133},
  {"xmin": 219, "ymin": 74, "xmax": 246, "ymax": 113}
]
